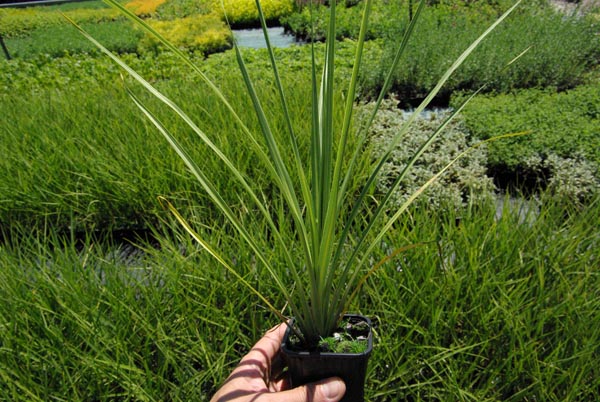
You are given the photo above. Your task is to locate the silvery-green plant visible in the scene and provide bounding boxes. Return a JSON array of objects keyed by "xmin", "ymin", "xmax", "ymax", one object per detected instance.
[
  {"xmin": 364, "ymin": 99, "xmax": 496, "ymax": 210},
  {"xmin": 68, "ymin": 0, "xmax": 522, "ymax": 347}
]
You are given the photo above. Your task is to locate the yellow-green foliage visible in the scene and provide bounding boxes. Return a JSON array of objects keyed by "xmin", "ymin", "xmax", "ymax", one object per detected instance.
[
  {"xmin": 0, "ymin": 7, "xmax": 120, "ymax": 38},
  {"xmin": 210, "ymin": 0, "xmax": 295, "ymax": 26},
  {"xmin": 138, "ymin": 14, "xmax": 232, "ymax": 55},
  {"xmin": 125, "ymin": 0, "xmax": 168, "ymax": 17}
]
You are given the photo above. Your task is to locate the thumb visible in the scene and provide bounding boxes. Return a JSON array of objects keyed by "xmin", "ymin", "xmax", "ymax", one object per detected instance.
[{"xmin": 273, "ymin": 377, "xmax": 346, "ymax": 402}]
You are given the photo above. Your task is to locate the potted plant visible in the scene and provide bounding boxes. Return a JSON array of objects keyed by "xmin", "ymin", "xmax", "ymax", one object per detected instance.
[{"xmin": 69, "ymin": 0, "xmax": 522, "ymax": 399}]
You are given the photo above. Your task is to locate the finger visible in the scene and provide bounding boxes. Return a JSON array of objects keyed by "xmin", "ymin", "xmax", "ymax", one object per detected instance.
[
  {"xmin": 232, "ymin": 323, "xmax": 288, "ymax": 383},
  {"xmin": 260, "ymin": 377, "xmax": 346, "ymax": 402},
  {"xmin": 240, "ymin": 323, "xmax": 287, "ymax": 366}
]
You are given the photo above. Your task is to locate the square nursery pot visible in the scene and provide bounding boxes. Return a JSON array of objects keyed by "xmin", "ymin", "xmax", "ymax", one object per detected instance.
[{"xmin": 281, "ymin": 314, "xmax": 373, "ymax": 402}]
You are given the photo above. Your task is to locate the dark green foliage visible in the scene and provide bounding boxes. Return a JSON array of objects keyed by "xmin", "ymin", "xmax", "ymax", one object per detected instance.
[
  {"xmin": 282, "ymin": 3, "xmax": 600, "ymax": 101},
  {"xmin": 281, "ymin": 2, "xmax": 400, "ymax": 42},
  {"xmin": 454, "ymin": 86, "xmax": 600, "ymax": 198},
  {"xmin": 4, "ymin": 20, "xmax": 142, "ymax": 58},
  {"xmin": 455, "ymin": 86, "xmax": 600, "ymax": 167}
]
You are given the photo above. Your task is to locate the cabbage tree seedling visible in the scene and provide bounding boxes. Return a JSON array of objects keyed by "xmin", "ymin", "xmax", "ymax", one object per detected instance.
[{"xmin": 68, "ymin": 0, "xmax": 523, "ymax": 348}]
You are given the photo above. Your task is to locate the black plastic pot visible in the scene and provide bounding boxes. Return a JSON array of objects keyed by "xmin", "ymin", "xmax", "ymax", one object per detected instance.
[{"xmin": 281, "ymin": 314, "xmax": 373, "ymax": 402}]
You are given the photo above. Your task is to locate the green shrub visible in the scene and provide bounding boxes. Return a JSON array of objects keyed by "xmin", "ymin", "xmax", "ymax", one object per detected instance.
[
  {"xmin": 281, "ymin": 2, "xmax": 402, "ymax": 42},
  {"xmin": 137, "ymin": 14, "xmax": 232, "ymax": 55},
  {"xmin": 282, "ymin": 3, "xmax": 599, "ymax": 99},
  {"xmin": 526, "ymin": 153, "xmax": 600, "ymax": 202},
  {"xmin": 454, "ymin": 86, "xmax": 600, "ymax": 199}
]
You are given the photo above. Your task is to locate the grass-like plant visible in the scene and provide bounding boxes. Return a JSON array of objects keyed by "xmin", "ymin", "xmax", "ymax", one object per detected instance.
[
  {"xmin": 68, "ymin": 0, "xmax": 522, "ymax": 347},
  {"xmin": 1, "ymin": 196, "xmax": 598, "ymax": 399}
]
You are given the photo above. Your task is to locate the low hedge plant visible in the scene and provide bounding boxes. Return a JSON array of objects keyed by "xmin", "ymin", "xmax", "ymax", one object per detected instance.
[
  {"xmin": 154, "ymin": 0, "xmax": 213, "ymax": 20},
  {"xmin": 4, "ymin": 20, "xmax": 142, "ymax": 58},
  {"xmin": 0, "ymin": 6, "xmax": 121, "ymax": 38},
  {"xmin": 281, "ymin": 1, "xmax": 401, "ymax": 42},
  {"xmin": 454, "ymin": 86, "xmax": 600, "ymax": 201}
]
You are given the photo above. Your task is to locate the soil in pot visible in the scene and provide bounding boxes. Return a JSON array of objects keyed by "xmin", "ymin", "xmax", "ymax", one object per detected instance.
[{"xmin": 281, "ymin": 314, "xmax": 373, "ymax": 402}]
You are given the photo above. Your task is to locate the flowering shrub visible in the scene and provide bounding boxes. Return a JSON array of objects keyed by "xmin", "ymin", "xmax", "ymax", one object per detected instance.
[{"xmin": 138, "ymin": 14, "xmax": 232, "ymax": 55}]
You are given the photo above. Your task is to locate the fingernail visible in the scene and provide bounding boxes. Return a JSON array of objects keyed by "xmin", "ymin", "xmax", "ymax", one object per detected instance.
[{"xmin": 321, "ymin": 378, "xmax": 345, "ymax": 398}]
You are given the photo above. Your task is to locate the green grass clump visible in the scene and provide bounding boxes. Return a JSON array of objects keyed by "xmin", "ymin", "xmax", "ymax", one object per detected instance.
[
  {"xmin": 1, "ymin": 197, "xmax": 598, "ymax": 400},
  {"xmin": 0, "ymin": 46, "xmax": 331, "ymax": 233},
  {"xmin": 366, "ymin": 196, "xmax": 600, "ymax": 400},
  {"xmin": 0, "ymin": 80, "xmax": 181, "ymax": 232},
  {"xmin": 360, "ymin": 4, "xmax": 600, "ymax": 101},
  {"xmin": 0, "ymin": 226, "xmax": 263, "ymax": 401}
]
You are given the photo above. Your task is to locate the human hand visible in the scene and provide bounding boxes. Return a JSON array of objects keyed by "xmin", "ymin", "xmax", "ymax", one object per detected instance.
[{"xmin": 210, "ymin": 324, "xmax": 346, "ymax": 402}]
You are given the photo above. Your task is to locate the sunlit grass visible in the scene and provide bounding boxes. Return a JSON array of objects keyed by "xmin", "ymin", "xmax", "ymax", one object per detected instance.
[
  {"xmin": 0, "ymin": 196, "xmax": 597, "ymax": 400},
  {"xmin": 0, "ymin": 50, "xmax": 322, "ymax": 233}
]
